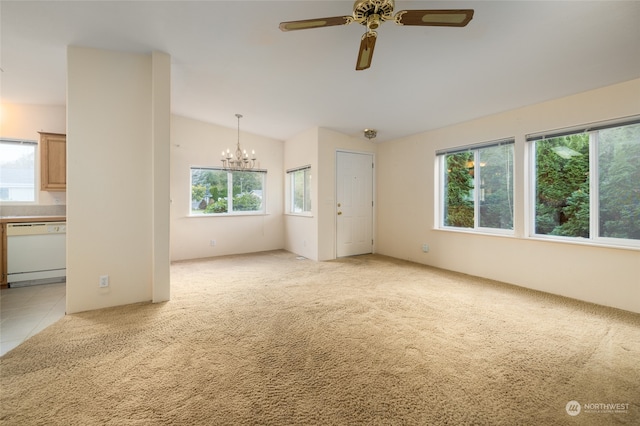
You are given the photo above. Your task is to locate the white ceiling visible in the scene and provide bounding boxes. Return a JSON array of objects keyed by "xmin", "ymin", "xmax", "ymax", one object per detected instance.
[{"xmin": 1, "ymin": 1, "xmax": 639, "ymax": 142}]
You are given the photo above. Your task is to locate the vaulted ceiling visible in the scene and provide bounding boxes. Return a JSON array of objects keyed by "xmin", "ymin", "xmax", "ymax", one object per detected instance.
[{"xmin": 2, "ymin": 1, "xmax": 639, "ymax": 142}]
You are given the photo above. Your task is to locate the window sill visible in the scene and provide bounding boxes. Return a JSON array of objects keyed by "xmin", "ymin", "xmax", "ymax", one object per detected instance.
[
  {"xmin": 434, "ymin": 227, "xmax": 640, "ymax": 251},
  {"xmin": 0, "ymin": 201, "xmax": 38, "ymax": 205},
  {"xmin": 188, "ymin": 212, "xmax": 269, "ymax": 218},
  {"xmin": 285, "ymin": 213, "xmax": 314, "ymax": 218},
  {"xmin": 527, "ymin": 235, "xmax": 640, "ymax": 252},
  {"xmin": 434, "ymin": 227, "xmax": 515, "ymax": 239}
]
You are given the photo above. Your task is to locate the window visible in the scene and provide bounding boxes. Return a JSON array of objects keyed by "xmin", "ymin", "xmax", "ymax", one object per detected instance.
[
  {"xmin": 190, "ymin": 168, "xmax": 266, "ymax": 215},
  {"xmin": 287, "ymin": 166, "xmax": 311, "ymax": 214},
  {"xmin": 0, "ymin": 139, "xmax": 37, "ymax": 202},
  {"xmin": 529, "ymin": 118, "xmax": 640, "ymax": 245},
  {"xmin": 438, "ymin": 140, "xmax": 514, "ymax": 232}
]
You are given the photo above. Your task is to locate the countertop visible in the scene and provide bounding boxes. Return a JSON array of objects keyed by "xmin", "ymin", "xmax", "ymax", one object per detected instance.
[{"xmin": 0, "ymin": 216, "xmax": 66, "ymax": 224}]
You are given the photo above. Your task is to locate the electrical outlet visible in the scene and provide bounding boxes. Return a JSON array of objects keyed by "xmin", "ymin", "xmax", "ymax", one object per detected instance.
[
  {"xmin": 422, "ymin": 244, "xmax": 430, "ymax": 253},
  {"xmin": 99, "ymin": 275, "xmax": 109, "ymax": 288},
  {"xmin": 210, "ymin": 240, "xmax": 216, "ymax": 247}
]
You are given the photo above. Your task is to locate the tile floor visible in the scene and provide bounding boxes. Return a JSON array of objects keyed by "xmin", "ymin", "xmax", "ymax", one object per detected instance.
[{"xmin": 0, "ymin": 282, "xmax": 66, "ymax": 357}]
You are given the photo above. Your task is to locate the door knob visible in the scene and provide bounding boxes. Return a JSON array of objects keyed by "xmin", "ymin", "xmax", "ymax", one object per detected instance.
[{"xmin": 337, "ymin": 211, "xmax": 342, "ymax": 215}]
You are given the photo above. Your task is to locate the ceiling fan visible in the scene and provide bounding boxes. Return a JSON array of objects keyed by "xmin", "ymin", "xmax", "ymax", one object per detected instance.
[{"xmin": 279, "ymin": 0, "xmax": 474, "ymax": 71}]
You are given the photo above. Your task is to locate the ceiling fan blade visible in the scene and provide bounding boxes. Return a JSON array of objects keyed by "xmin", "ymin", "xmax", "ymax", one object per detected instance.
[
  {"xmin": 279, "ymin": 16, "xmax": 352, "ymax": 32},
  {"xmin": 395, "ymin": 9, "xmax": 474, "ymax": 27},
  {"xmin": 356, "ymin": 31, "xmax": 377, "ymax": 71}
]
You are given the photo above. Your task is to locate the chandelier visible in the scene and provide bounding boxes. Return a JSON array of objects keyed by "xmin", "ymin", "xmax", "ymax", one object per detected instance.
[{"xmin": 221, "ymin": 113, "xmax": 257, "ymax": 171}]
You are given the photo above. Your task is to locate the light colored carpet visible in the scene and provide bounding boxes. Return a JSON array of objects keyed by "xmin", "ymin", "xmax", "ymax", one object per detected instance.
[{"xmin": 1, "ymin": 250, "xmax": 638, "ymax": 425}]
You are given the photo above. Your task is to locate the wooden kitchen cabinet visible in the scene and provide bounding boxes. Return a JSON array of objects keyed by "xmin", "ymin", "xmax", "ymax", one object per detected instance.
[{"xmin": 40, "ymin": 132, "xmax": 66, "ymax": 191}]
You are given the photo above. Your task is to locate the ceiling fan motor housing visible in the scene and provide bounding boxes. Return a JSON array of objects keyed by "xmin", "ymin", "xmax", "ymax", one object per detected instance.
[{"xmin": 353, "ymin": 0, "xmax": 395, "ymax": 25}]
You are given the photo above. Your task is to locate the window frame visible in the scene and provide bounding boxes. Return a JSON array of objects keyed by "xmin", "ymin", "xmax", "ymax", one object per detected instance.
[
  {"xmin": 189, "ymin": 166, "xmax": 267, "ymax": 217},
  {"xmin": 437, "ymin": 139, "xmax": 515, "ymax": 235},
  {"xmin": 0, "ymin": 139, "xmax": 38, "ymax": 204},
  {"xmin": 286, "ymin": 165, "xmax": 312, "ymax": 216},
  {"xmin": 527, "ymin": 117, "xmax": 640, "ymax": 248}
]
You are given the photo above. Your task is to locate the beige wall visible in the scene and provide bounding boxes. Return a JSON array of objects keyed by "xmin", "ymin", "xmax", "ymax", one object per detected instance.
[
  {"xmin": 0, "ymin": 103, "xmax": 67, "ymax": 206},
  {"xmin": 170, "ymin": 115, "xmax": 284, "ymax": 261},
  {"xmin": 377, "ymin": 78, "xmax": 640, "ymax": 313},
  {"xmin": 66, "ymin": 47, "xmax": 170, "ymax": 313},
  {"xmin": 283, "ymin": 127, "xmax": 319, "ymax": 260}
]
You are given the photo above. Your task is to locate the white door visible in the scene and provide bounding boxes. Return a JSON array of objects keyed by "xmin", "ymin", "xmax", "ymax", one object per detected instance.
[{"xmin": 336, "ymin": 151, "xmax": 373, "ymax": 257}]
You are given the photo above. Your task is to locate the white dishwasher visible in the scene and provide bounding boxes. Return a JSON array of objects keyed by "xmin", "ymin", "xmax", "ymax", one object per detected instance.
[{"xmin": 7, "ymin": 222, "xmax": 66, "ymax": 287}]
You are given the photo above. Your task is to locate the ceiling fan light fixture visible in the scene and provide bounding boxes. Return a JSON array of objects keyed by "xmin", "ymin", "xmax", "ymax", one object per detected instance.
[{"xmin": 367, "ymin": 14, "xmax": 381, "ymax": 30}]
